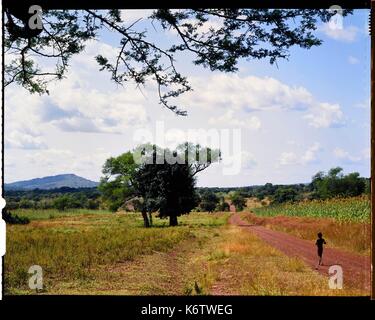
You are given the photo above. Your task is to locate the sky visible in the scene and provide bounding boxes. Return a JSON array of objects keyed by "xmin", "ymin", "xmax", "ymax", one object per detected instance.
[{"xmin": 4, "ymin": 9, "xmax": 371, "ymax": 187}]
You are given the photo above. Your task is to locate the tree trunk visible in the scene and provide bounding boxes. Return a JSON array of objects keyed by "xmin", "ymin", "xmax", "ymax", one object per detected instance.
[
  {"xmin": 142, "ymin": 210, "xmax": 150, "ymax": 228},
  {"xmin": 148, "ymin": 212, "xmax": 153, "ymax": 226},
  {"xmin": 169, "ymin": 215, "xmax": 178, "ymax": 226}
]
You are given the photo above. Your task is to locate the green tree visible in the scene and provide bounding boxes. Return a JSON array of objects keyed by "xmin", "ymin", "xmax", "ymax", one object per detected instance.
[
  {"xmin": 216, "ymin": 197, "xmax": 230, "ymax": 212},
  {"xmin": 86, "ymin": 198, "xmax": 100, "ymax": 210},
  {"xmin": 229, "ymin": 192, "xmax": 246, "ymax": 211},
  {"xmin": 99, "ymin": 150, "xmax": 158, "ymax": 226},
  {"xmin": 133, "ymin": 143, "xmax": 220, "ymax": 226},
  {"xmin": 100, "ymin": 143, "xmax": 220, "ymax": 227},
  {"xmin": 134, "ymin": 160, "xmax": 199, "ymax": 226},
  {"xmin": 4, "ymin": 6, "xmax": 351, "ymax": 114},
  {"xmin": 273, "ymin": 187, "xmax": 298, "ymax": 204},
  {"xmin": 199, "ymin": 191, "xmax": 220, "ymax": 212},
  {"xmin": 99, "ymin": 151, "xmax": 137, "ymax": 212},
  {"xmin": 311, "ymin": 167, "xmax": 366, "ymax": 199},
  {"xmin": 53, "ymin": 195, "xmax": 71, "ymax": 211},
  {"xmin": 18, "ymin": 197, "xmax": 33, "ymax": 209}
]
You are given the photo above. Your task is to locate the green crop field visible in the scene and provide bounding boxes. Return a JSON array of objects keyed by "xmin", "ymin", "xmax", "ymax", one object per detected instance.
[{"xmin": 252, "ymin": 196, "xmax": 370, "ymax": 222}]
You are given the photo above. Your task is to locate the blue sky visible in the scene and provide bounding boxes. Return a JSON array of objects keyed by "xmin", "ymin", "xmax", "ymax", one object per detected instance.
[{"xmin": 4, "ymin": 9, "xmax": 371, "ymax": 187}]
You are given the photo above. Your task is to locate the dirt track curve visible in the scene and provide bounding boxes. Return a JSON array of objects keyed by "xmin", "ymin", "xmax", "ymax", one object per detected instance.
[{"xmin": 229, "ymin": 214, "xmax": 371, "ymax": 292}]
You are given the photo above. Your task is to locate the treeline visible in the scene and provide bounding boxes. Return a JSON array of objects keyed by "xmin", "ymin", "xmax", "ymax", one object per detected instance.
[
  {"xmin": 4, "ymin": 187, "xmax": 101, "ymax": 210},
  {"xmin": 197, "ymin": 167, "xmax": 369, "ymax": 209},
  {"xmin": 4, "ymin": 167, "xmax": 369, "ymax": 212},
  {"xmin": 196, "ymin": 189, "xmax": 247, "ymax": 212}
]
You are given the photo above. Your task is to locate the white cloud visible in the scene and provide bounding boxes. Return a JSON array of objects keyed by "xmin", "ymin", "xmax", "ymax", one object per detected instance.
[
  {"xmin": 301, "ymin": 142, "xmax": 321, "ymax": 164},
  {"xmin": 286, "ymin": 140, "xmax": 298, "ymax": 146},
  {"xmin": 4, "ymin": 14, "xmax": 366, "ymax": 186},
  {"xmin": 246, "ymin": 116, "xmax": 262, "ymax": 131},
  {"xmin": 183, "ymin": 74, "xmax": 313, "ymax": 112},
  {"xmin": 74, "ymin": 40, "xmax": 119, "ymax": 70},
  {"xmin": 120, "ymin": 9, "xmax": 155, "ymax": 24},
  {"xmin": 223, "ymin": 150, "xmax": 257, "ymax": 171},
  {"xmin": 167, "ymin": 16, "xmax": 224, "ymax": 37},
  {"xmin": 333, "ymin": 147, "xmax": 368, "ymax": 164},
  {"xmin": 278, "ymin": 143, "xmax": 321, "ymax": 166},
  {"xmin": 25, "ymin": 148, "xmax": 111, "ymax": 181},
  {"xmin": 180, "ymin": 74, "xmax": 344, "ymax": 129},
  {"xmin": 304, "ymin": 103, "xmax": 344, "ymax": 128},
  {"xmin": 5, "ymin": 86, "xmax": 46, "ymax": 130},
  {"xmin": 348, "ymin": 55, "xmax": 360, "ymax": 64},
  {"xmin": 6, "ymin": 41, "xmax": 345, "ymax": 138},
  {"xmin": 163, "ymin": 128, "xmax": 192, "ymax": 148},
  {"xmin": 4, "ymin": 89, "xmax": 49, "ymax": 149},
  {"xmin": 279, "ymin": 152, "xmax": 299, "ymax": 166},
  {"xmin": 208, "ymin": 110, "xmax": 261, "ymax": 130},
  {"xmin": 27, "ymin": 149, "xmax": 74, "ymax": 167},
  {"xmin": 320, "ymin": 23, "xmax": 359, "ymax": 42},
  {"xmin": 4, "ymin": 41, "xmax": 150, "ymax": 135},
  {"xmin": 5, "ymin": 130, "xmax": 47, "ymax": 150}
]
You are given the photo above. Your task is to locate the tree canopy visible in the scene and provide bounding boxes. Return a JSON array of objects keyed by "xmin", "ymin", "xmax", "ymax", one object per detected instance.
[
  {"xmin": 134, "ymin": 160, "xmax": 199, "ymax": 226},
  {"xmin": 311, "ymin": 167, "xmax": 366, "ymax": 199},
  {"xmin": 272, "ymin": 187, "xmax": 298, "ymax": 204},
  {"xmin": 99, "ymin": 143, "xmax": 220, "ymax": 226},
  {"xmin": 4, "ymin": 6, "xmax": 351, "ymax": 114},
  {"xmin": 199, "ymin": 190, "xmax": 220, "ymax": 212},
  {"xmin": 99, "ymin": 151, "xmax": 137, "ymax": 212},
  {"xmin": 229, "ymin": 191, "xmax": 246, "ymax": 211}
]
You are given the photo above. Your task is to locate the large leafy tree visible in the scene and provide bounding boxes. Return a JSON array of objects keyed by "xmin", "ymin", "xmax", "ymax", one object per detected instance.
[
  {"xmin": 4, "ymin": 5, "xmax": 351, "ymax": 114},
  {"xmin": 99, "ymin": 143, "xmax": 220, "ymax": 226},
  {"xmin": 99, "ymin": 151, "xmax": 137, "ymax": 212},
  {"xmin": 133, "ymin": 160, "xmax": 198, "ymax": 226}
]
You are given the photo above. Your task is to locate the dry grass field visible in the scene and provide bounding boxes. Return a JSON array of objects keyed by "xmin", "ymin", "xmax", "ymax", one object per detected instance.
[{"xmin": 4, "ymin": 209, "xmax": 368, "ymax": 296}]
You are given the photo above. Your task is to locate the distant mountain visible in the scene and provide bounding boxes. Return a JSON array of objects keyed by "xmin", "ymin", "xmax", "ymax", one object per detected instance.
[{"xmin": 5, "ymin": 174, "xmax": 99, "ymax": 190}]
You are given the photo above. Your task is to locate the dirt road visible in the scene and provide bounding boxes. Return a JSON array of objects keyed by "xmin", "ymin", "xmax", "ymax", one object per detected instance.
[{"xmin": 229, "ymin": 214, "xmax": 371, "ymax": 292}]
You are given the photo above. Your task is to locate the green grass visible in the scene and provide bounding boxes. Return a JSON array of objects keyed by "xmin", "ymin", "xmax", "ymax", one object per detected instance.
[
  {"xmin": 11, "ymin": 208, "xmax": 112, "ymax": 221},
  {"xmin": 5, "ymin": 211, "xmax": 230, "ymax": 294},
  {"xmin": 252, "ymin": 196, "xmax": 370, "ymax": 222}
]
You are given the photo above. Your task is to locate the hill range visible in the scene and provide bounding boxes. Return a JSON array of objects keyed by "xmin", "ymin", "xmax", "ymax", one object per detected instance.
[{"xmin": 4, "ymin": 174, "xmax": 99, "ymax": 190}]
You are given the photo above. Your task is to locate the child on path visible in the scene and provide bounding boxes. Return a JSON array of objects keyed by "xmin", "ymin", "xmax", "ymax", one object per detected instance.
[{"xmin": 315, "ymin": 232, "xmax": 326, "ymax": 269}]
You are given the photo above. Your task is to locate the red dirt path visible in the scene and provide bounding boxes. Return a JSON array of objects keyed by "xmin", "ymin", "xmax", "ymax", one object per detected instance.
[{"xmin": 229, "ymin": 214, "xmax": 371, "ymax": 292}]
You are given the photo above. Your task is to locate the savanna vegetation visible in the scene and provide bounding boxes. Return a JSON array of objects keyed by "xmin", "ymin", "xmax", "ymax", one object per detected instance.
[
  {"xmin": 6, "ymin": 166, "xmax": 368, "ymax": 216},
  {"xmin": 5, "ymin": 211, "xmax": 366, "ymax": 295},
  {"xmin": 3, "ymin": 6, "xmax": 369, "ymax": 296},
  {"xmin": 3, "ymin": 153, "xmax": 370, "ymax": 295},
  {"xmin": 5, "ymin": 187, "xmax": 101, "ymax": 211}
]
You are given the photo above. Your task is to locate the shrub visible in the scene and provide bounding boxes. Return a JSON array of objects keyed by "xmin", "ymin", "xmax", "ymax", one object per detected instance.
[
  {"xmin": 216, "ymin": 201, "xmax": 230, "ymax": 212},
  {"xmin": 2, "ymin": 210, "xmax": 30, "ymax": 224},
  {"xmin": 229, "ymin": 192, "xmax": 246, "ymax": 211},
  {"xmin": 199, "ymin": 191, "xmax": 219, "ymax": 212}
]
